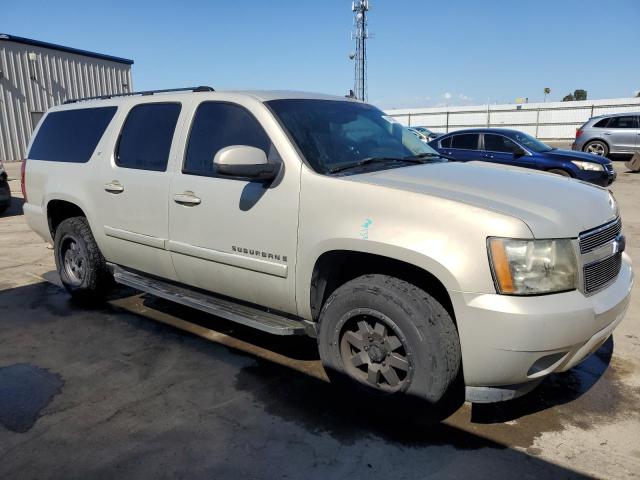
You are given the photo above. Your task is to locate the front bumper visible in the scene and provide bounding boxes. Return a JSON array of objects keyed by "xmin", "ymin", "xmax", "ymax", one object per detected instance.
[
  {"xmin": 579, "ymin": 169, "xmax": 616, "ymax": 186},
  {"xmin": 450, "ymin": 253, "xmax": 633, "ymax": 393}
]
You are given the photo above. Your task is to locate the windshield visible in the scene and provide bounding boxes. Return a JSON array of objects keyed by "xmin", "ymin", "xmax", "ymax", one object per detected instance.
[
  {"xmin": 267, "ymin": 99, "xmax": 440, "ymax": 174},
  {"xmin": 512, "ymin": 132, "xmax": 553, "ymax": 153}
]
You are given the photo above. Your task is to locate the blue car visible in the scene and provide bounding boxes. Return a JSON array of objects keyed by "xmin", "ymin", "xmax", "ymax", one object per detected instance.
[{"xmin": 428, "ymin": 128, "xmax": 616, "ymax": 186}]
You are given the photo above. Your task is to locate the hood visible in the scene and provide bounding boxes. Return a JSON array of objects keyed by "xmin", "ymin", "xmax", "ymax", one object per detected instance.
[
  {"xmin": 546, "ymin": 148, "xmax": 610, "ymax": 164},
  {"xmin": 345, "ymin": 161, "xmax": 617, "ymax": 238}
]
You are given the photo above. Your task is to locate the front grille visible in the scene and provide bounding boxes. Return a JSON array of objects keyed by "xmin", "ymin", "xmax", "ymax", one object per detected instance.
[
  {"xmin": 584, "ymin": 253, "xmax": 622, "ymax": 293},
  {"xmin": 579, "ymin": 218, "xmax": 621, "ymax": 254}
]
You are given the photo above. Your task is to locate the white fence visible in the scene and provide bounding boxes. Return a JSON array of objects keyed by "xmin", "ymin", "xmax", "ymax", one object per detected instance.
[{"xmin": 385, "ymin": 97, "xmax": 640, "ymax": 140}]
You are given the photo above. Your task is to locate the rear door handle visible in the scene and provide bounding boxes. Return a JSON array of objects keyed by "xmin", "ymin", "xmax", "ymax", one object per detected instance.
[
  {"xmin": 173, "ymin": 192, "xmax": 201, "ymax": 206},
  {"xmin": 104, "ymin": 181, "xmax": 124, "ymax": 194}
]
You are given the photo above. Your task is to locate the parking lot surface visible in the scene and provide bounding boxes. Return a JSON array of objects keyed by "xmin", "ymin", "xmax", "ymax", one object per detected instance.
[{"xmin": 1, "ymin": 161, "xmax": 639, "ymax": 479}]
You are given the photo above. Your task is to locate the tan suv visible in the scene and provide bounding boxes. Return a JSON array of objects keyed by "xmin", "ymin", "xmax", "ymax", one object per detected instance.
[{"xmin": 23, "ymin": 87, "xmax": 633, "ymax": 405}]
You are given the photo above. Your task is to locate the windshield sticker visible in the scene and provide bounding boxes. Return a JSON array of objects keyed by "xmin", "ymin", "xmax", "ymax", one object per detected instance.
[{"xmin": 360, "ymin": 219, "xmax": 373, "ymax": 240}]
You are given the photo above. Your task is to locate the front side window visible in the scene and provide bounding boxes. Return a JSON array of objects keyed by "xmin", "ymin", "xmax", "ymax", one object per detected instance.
[
  {"xmin": 512, "ymin": 132, "xmax": 553, "ymax": 153},
  {"xmin": 184, "ymin": 102, "xmax": 276, "ymax": 176},
  {"xmin": 116, "ymin": 103, "xmax": 181, "ymax": 171},
  {"xmin": 484, "ymin": 134, "xmax": 519, "ymax": 153},
  {"xmin": 267, "ymin": 99, "xmax": 439, "ymax": 173},
  {"xmin": 607, "ymin": 116, "xmax": 637, "ymax": 129},
  {"xmin": 28, "ymin": 107, "xmax": 117, "ymax": 162},
  {"xmin": 450, "ymin": 134, "xmax": 479, "ymax": 150}
]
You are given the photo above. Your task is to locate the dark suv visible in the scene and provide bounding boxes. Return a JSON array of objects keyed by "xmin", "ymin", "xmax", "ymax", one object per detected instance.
[
  {"xmin": 429, "ymin": 128, "xmax": 616, "ymax": 186},
  {"xmin": 0, "ymin": 161, "xmax": 10, "ymax": 214}
]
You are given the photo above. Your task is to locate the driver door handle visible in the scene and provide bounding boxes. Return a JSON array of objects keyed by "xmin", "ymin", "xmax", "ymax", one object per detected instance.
[
  {"xmin": 173, "ymin": 192, "xmax": 201, "ymax": 206},
  {"xmin": 104, "ymin": 181, "xmax": 124, "ymax": 194}
]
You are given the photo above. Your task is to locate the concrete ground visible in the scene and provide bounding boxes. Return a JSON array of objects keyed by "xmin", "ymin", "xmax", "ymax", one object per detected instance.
[{"xmin": 1, "ymin": 161, "xmax": 639, "ymax": 479}]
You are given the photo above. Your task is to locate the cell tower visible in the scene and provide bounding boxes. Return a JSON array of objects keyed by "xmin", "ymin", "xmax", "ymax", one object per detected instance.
[{"xmin": 351, "ymin": 0, "xmax": 370, "ymax": 102}]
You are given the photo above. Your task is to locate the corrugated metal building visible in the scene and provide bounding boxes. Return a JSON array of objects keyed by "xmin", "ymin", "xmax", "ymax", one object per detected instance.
[{"xmin": 0, "ymin": 33, "xmax": 134, "ymax": 162}]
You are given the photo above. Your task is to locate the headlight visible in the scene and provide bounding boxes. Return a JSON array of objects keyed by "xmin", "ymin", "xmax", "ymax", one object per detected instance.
[
  {"xmin": 571, "ymin": 161, "xmax": 604, "ymax": 171},
  {"xmin": 488, "ymin": 238, "xmax": 577, "ymax": 295}
]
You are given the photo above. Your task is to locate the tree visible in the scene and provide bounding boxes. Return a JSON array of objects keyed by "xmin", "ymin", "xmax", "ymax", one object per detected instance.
[
  {"xmin": 636, "ymin": 91, "xmax": 640, "ymax": 97},
  {"xmin": 562, "ymin": 93, "xmax": 575, "ymax": 102},
  {"xmin": 574, "ymin": 89, "xmax": 587, "ymax": 101}
]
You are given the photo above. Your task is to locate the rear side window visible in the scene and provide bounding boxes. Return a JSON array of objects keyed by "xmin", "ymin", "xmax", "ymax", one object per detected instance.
[
  {"xmin": 116, "ymin": 103, "xmax": 182, "ymax": 171},
  {"xmin": 606, "ymin": 116, "xmax": 637, "ymax": 129},
  {"xmin": 28, "ymin": 107, "xmax": 117, "ymax": 162},
  {"xmin": 184, "ymin": 102, "xmax": 275, "ymax": 176},
  {"xmin": 483, "ymin": 134, "xmax": 519, "ymax": 153},
  {"xmin": 450, "ymin": 133, "xmax": 479, "ymax": 150},
  {"xmin": 439, "ymin": 136, "xmax": 451, "ymax": 148}
]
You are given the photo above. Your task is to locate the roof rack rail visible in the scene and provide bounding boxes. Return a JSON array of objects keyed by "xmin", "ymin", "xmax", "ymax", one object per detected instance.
[{"xmin": 64, "ymin": 86, "xmax": 214, "ymax": 104}]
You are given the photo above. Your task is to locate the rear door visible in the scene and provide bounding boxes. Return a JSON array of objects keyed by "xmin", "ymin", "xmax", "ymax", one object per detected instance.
[
  {"xmin": 603, "ymin": 115, "xmax": 638, "ymax": 153},
  {"xmin": 440, "ymin": 133, "xmax": 482, "ymax": 161},
  {"xmin": 98, "ymin": 102, "xmax": 183, "ymax": 280},
  {"xmin": 481, "ymin": 133, "xmax": 536, "ymax": 168}
]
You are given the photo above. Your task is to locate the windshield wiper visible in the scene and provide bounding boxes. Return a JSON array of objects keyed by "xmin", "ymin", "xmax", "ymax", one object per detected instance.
[{"xmin": 329, "ymin": 156, "xmax": 424, "ymax": 174}]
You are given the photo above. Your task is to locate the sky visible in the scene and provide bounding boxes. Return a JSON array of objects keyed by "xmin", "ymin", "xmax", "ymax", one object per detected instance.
[{"xmin": 3, "ymin": 0, "xmax": 639, "ymax": 108}]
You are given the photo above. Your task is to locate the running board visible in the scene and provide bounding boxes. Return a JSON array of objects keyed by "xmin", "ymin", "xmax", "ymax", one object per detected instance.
[{"xmin": 110, "ymin": 265, "xmax": 309, "ymax": 336}]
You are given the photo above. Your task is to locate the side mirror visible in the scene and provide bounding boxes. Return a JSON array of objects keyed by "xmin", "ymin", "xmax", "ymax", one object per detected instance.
[
  {"xmin": 513, "ymin": 146, "xmax": 527, "ymax": 157},
  {"xmin": 214, "ymin": 145, "xmax": 277, "ymax": 180}
]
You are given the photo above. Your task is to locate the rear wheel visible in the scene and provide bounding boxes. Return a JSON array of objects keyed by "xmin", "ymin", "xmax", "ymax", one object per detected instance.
[
  {"xmin": 584, "ymin": 140, "xmax": 609, "ymax": 157},
  {"xmin": 318, "ymin": 274, "xmax": 461, "ymax": 406},
  {"xmin": 54, "ymin": 216, "xmax": 113, "ymax": 301}
]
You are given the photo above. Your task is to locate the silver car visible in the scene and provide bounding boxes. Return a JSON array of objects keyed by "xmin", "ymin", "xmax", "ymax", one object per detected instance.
[{"xmin": 573, "ymin": 112, "xmax": 640, "ymax": 157}]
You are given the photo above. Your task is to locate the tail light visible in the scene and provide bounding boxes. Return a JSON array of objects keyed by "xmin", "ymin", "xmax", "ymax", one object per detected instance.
[
  {"xmin": 575, "ymin": 128, "xmax": 583, "ymax": 139},
  {"xmin": 20, "ymin": 158, "xmax": 27, "ymax": 202}
]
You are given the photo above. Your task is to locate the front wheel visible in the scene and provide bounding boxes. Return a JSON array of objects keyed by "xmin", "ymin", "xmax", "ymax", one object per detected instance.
[
  {"xmin": 548, "ymin": 168, "xmax": 572, "ymax": 177},
  {"xmin": 54, "ymin": 216, "xmax": 113, "ymax": 301},
  {"xmin": 317, "ymin": 274, "xmax": 461, "ymax": 406}
]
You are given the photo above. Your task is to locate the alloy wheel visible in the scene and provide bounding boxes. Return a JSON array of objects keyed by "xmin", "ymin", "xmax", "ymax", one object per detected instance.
[
  {"xmin": 62, "ymin": 238, "xmax": 86, "ymax": 286},
  {"xmin": 339, "ymin": 311, "xmax": 412, "ymax": 393}
]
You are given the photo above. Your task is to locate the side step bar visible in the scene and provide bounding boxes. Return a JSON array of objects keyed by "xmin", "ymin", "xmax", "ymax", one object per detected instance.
[{"xmin": 110, "ymin": 265, "xmax": 310, "ymax": 336}]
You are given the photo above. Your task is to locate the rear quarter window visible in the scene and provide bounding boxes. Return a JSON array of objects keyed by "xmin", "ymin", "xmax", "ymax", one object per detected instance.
[
  {"xmin": 592, "ymin": 118, "xmax": 609, "ymax": 128},
  {"xmin": 28, "ymin": 107, "xmax": 117, "ymax": 162}
]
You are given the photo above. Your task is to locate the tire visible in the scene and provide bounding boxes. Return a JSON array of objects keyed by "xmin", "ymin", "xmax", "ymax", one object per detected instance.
[
  {"xmin": 547, "ymin": 168, "xmax": 572, "ymax": 177},
  {"xmin": 53, "ymin": 216, "xmax": 113, "ymax": 301},
  {"xmin": 583, "ymin": 140, "xmax": 609, "ymax": 157},
  {"xmin": 317, "ymin": 274, "xmax": 461, "ymax": 406}
]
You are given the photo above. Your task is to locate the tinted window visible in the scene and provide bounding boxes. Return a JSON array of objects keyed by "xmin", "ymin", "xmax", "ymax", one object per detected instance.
[
  {"xmin": 484, "ymin": 134, "xmax": 519, "ymax": 153},
  {"xmin": 184, "ymin": 102, "xmax": 274, "ymax": 176},
  {"xmin": 28, "ymin": 107, "xmax": 117, "ymax": 162},
  {"xmin": 116, "ymin": 103, "xmax": 181, "ymax": 171},
  {"xmin": 593, "ymin": 118, "xmax": 609, "ymax": 128},
  {"xmin": 440, "ymin": 136, "xmax": 451, "ymax": 148},
  {"xmin": 606, "ymin": 116, "xmax": 637, "ymax": 129},
  {"xmin": 450, "ymin": 134, "xmax": 479, "ymax": 150}
]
